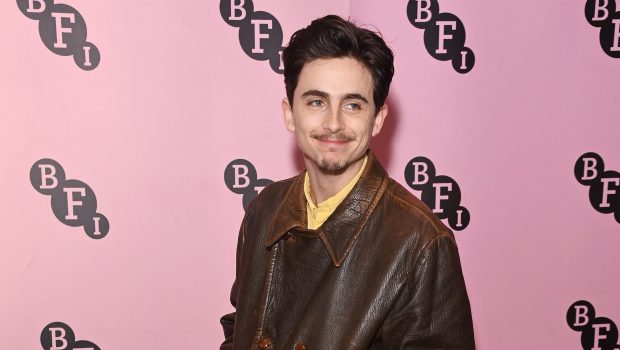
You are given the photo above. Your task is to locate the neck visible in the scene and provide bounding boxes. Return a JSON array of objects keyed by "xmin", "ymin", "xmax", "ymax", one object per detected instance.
[{"xmin": 305, "ymin": 156, "xmax": 366, "ymax": 204}]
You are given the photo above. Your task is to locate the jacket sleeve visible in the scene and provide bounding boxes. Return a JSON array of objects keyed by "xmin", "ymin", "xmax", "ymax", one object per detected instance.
[
  {"xmin": 219, "ymin": 280, "xmax": 237, "ymax": 350},
  {"xmin": 380, "ymin": 234, "xmax": 476, "ymax": 349},
  {"xmin": 219, "ymin": 215, "xmax": 248, "ymax": 350}
]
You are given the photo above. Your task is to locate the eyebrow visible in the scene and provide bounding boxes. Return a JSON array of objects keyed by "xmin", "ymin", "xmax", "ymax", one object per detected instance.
[
  {"xmin": 343, "ymin": 93, "xmax": 369, "ymax": 104},
  {"xmin": 301, "ymin": 89, "xmax": 329, "ymax": 99},
  {"xmin": 300, "ymin": 89, "xmax": 369, "ymax": 104}
]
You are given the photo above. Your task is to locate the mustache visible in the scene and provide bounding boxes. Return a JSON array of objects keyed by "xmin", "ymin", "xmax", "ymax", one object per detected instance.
[{"xmin": 311, "ymin": 132, "xmax": 355, "ymax": 142}]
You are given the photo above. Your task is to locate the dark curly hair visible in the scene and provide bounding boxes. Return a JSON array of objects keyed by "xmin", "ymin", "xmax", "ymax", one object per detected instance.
[{"xmin": 283, "ymin": 15, "xmax": 394, "ymax": 113}]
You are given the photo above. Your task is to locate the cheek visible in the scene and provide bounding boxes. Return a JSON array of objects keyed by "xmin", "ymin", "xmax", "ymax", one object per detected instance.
[
  {"xmin": 355, "ymin": 119, "xmax": 376, "ymax": 137},
  {"xmin": 296, "ymin": 118, "xmax": 320, "ymax": 134},
  {"xmin": 294, "ymin": 128, "xmax": 310, "ymax": 143}
]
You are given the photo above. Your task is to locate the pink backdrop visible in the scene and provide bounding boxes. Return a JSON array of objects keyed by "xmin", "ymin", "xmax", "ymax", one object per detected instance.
[{"xmin": 2, "ymin": 0, "xmax": 619, "ymax": 348}]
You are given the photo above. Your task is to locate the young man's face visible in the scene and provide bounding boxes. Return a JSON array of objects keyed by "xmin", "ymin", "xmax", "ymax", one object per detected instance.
[{"xmin": 282, "ymin": 57, "xmax": 387, "ymax": 175}]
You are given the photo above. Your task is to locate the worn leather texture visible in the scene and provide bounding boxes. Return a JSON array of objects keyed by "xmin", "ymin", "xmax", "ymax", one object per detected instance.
[{"xmin": 220, "ymin": 152, "xmax": 475, "ymax": 349}]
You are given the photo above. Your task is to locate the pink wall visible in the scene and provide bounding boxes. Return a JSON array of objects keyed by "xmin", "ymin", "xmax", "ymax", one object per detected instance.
[{"xmin": 1, "ymin": 0, "xmax": 618, "ymax": 348}]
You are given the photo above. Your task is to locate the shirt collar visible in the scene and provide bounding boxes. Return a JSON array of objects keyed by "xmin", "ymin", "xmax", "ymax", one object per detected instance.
[
  {"xmin": 265, "ymin": 151, "xmax": 389, "ymax": 267},
  {"xmin": 304, "ymin": 156, "xmax": 368, "ymax": 229}
]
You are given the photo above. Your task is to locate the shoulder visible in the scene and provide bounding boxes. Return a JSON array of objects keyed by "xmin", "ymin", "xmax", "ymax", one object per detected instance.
[
  {"xmin": 244, "ymin": 175, "xmax": 297, "ymax": 217},
  {"xmin": 378, "ymin": 177, "xmax": 455, "ymax": 244}
]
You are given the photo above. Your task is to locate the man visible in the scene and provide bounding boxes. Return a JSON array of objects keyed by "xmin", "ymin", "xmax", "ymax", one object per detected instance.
[{"xmin": 221, "ymin": 15, "xmax": 475, "ymax": 349}]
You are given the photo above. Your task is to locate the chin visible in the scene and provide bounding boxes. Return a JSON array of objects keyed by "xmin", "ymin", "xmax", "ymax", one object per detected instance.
[
  {"xmin": 314, "ymin": 155, "xmax": 350, "ymax": 173},
  {"xmin": 318, "ymin": 161, "xmax": 347, "ymax": 174}
]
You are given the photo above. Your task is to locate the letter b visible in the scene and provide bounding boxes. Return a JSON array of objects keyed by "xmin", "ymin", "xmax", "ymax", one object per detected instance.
[
  {"xmin": 229, "ymin": 0, "xmax": 247, "ymax": 20},
  {"xmin": 581, "ymin": 158, "xmax": 599, "ymax": 181},
  {"xmin": 17, "ymin": 0, "xmax": 51, "ymax": 20},
  {"xmin": 225, "ymin": 159, "xmax": 257, "ymax": 194},
  {"xmin": 232, "ymin": 165, "xmax": 250, "ymax": 188},
  {"xmin": 585, "ymin": 0, "xmax": 616, "ymax": 27},
  {"xmin": 407, "ymin": 0, "xmax": 438, "ymax": 29},
  {"xmin": 573, "ymin": 305, "xmax": 591, "ymax": 327},
  {"xmin": 49, "ymin": 327, "xmax": 68, "ymax": 350},
  {"xmin": 31, "ymin": 159, "xmax": 66, "ymax": 196},
  {"xmin": 220, "ymin": 0, "xmax": 254, "ymax": 27},
  {"xmin": 40, "ymin": 322, "xmax": 75, "ymax": 350},
  {"xmin": 593, "ymin": 0, "xmax": 610, "ymax": 21},
  {"xmin": 415, "ymin": 0, "xmax": 432, "ymax": 23},
  {"xmin": 404, "ymin": 156, "xmax": 436, "ymax": 191},
  {"xmin": 39, "ymin": 164, "xmax": 59, "ymax": 190},
  {"xmin": 566, "ymin": 300, "xmax": 595, "ymax": 331},
  {"xmin": 575, "ymin": 152, "xmax": 604, "ymax": 186},
  {"xmin": 410, "ymin": 162, "xmax": 429, "ymax": 185},
  {"xmin": 28, "ymin": 0, "xmax": 46, "ymax": 13}
]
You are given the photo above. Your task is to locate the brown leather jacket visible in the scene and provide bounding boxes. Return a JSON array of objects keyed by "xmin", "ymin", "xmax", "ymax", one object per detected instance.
[{"xmin": 221, "ymin": 152, "xmax": 475, "ymax": 349}]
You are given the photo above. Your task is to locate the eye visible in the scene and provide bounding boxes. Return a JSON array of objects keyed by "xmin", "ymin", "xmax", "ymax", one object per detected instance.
[
  {"xmin": 344, "ymin": 102, "xmax": 362, "ymax": 111},
  {"xmin": 308, "ymin": 100, "xmax": 325, "ymax": 108}
]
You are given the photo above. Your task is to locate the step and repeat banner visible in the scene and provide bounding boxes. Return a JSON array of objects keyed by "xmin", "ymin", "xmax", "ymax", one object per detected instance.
[{"xmin": 1, "ymin": 0, "xmax": 618, "ymax": 348}]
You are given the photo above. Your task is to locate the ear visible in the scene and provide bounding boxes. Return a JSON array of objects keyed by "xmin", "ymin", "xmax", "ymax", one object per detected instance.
[
  {"xmin": 371, "ymin": 104, "xmax": 388, "ymax": 137},
  {"xmin": 282, "ymin": 98, "xmax": 295, "ymax": 132}
]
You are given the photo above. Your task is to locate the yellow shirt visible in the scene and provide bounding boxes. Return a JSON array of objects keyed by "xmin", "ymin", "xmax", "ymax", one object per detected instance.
[{"xmin": 304, "ymin": 156, "xmax": 368, "ymax": 230}]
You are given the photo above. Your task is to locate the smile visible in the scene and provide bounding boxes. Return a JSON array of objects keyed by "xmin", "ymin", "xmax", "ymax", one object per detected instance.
[{"xmin": 311, "ymin": 133, "xmax": 354, "ymax": 143}]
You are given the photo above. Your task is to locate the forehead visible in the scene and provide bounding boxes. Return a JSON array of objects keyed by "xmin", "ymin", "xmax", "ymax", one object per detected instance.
[{"xmin": 295, "ymin": 57, "xmax": 373, "ymax": 100}]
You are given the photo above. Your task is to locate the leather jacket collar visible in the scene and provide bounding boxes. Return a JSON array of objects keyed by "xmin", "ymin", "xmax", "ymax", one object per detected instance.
[{"xmin": 265, "ymin": 151, "xmax": 389, "ymax": 267}]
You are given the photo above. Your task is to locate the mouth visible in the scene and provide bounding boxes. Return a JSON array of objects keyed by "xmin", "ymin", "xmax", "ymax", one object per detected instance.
[
  {"xmin": 318, "ymin": 139, "xmax": 349, "ymax": 146},
  {"xmin": 311, "ymin": 133, "xmax": 354, "ymax": 145}
]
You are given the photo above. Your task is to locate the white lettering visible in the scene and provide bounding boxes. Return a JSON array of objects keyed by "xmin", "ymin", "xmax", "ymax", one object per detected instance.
[
  {"xmin": 415, "ymin": 0, "xmax": 432, "ymax": 23},
  {"xmin": 581, "ymin": 157, "xmax": 598, "ymax": 181},
  {"xmin": 63, "ymin": 187, "xmax": 86, "ymax": 220},
  {"xmin": 592, "ymin": 323, "xmax": 611, "ymax": 350},
  {"xmin": 27, "ymin": 0, "xmax": 46, "ymax": 13},
  {"xmin": 49, "ymin": 327, "xmax": 68, "ymax": 350},
  {"xmin": 229, "ymin": 0, "xmax": 247, "ymax": 21},
  {"xmin": 432, "ymin": 182, "xmax": 452, "ymax": 213},
  {"xmin": 232, "ymin": 164, "xmax": 250, "ymax": 188},
  {"xmin": 572, "ymin": 305, "xmax": 590, "ymax": 327},
  {"xmin": 592, "ymin": 0, "xmax": 609, "ymax": 21},
  {"xmin": 611, "ymin": 19, "xmax": 620, "ymax": 52},
  {"xmin": 278, "ymin": 48, "xmax": 284, "ymax": 70},
  {"xmin": 38, "ymin": 164, "xmax": 58, "ymax": 189},
  {"xmin": 436, "ymin": 21, "xmax": 457, "ymax": 54},
  {"xmin": 51, "ymin": 12, "xmax": 76, "ymax": 49},
  {"xmin": 251, "ymin": 19, "xmax": 272, "ymax": 54},
  {"xmin": 92, "ymin": 216, "xmax": 101, "ymax": 236},
  {"xmin": 460, "ymin": 50, "xmax": 468, "ymax": 70},
  {"xmin": 599, "ymin": 177, "xmax": 619, "ymax": 208},
  {"xmin": 409, "ymin": 162, "xmax": 429, "ymax": 185},
  {"xmin": 83, "ymin": 46, "xmax": 92, "ymax": 67}
]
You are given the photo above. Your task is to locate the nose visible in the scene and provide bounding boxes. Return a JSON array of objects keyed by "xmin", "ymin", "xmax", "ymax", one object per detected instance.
[{"xmin": 322, "ymin": 107, "xmax": 344, "ymax": 133}]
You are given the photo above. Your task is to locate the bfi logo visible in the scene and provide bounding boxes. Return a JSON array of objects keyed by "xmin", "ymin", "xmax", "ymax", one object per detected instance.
[
  {"xmin": 585, "ymin": 0, "xmax": 620, "ymax": 58},
  {"xmin": 225, "ymin": 159, "xmax": 273, "ymax": 210},
  {"xmin": 220, "ymin": 0, "xmax": 284, "ymax": 74},
  {"xmin": 404, "ymin": 156, "xmax": 470, "ymax": 231},
  {"xmin": 17, "ymin": 0, "xmax": 100, "ymax": 70},
  {"xmin": 574, "ymin": 152, "xmax": 619, "ymax": 224},
  {"xmin": 567, "ymin": 300, "xmax": 620, "ymax": 350},
  {"xmin": 406, "ymin": 0, "xmax": 475, "ymax": 73},
  {"xmin": 40, "ymin": 322, "xmax": 100, "ymax": 350},
  {"xmin": 30, "ymin": 159, "xmax": 110, "ymax": 239}
]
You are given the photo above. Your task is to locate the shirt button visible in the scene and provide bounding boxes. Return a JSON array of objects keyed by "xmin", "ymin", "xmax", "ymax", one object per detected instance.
[
  {"xmin": 295, "ymin": 343, "xmax": 306, "ymax": 350},
  {"xmin": 258, "ymin": 337, "xmax": 273, "ymax": 349}
]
